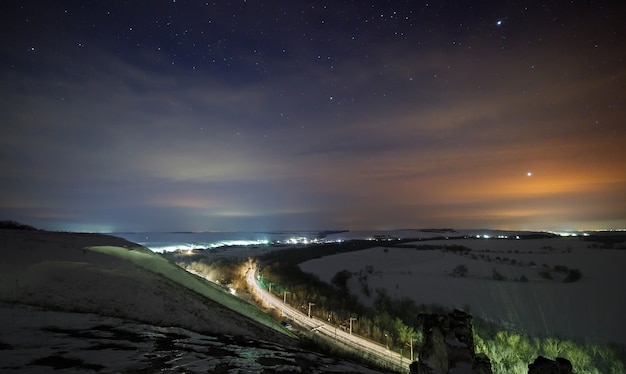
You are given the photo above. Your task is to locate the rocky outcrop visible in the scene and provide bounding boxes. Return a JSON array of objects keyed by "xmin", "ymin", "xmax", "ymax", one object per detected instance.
[
  {"xmin": 410, "ymin": 310, "xmax": 577, "ymax": 374},
  {"xmin": 413, "ymin": 310, "xmax": 492, "ymax": 374},
  {"xmin": 472, "ymin": 353, "xmax": 494, "ymax": 374},
  {"xmin": 528, "ymin": 356, "xmax": 573, "ymax": 374}
]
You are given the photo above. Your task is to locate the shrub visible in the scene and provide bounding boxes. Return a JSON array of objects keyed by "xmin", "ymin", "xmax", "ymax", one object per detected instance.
[
  {"xmin": 563, "ymin": 269, "xmax": 582, "ymax": 283},
  {"xmin": 445, "ymin": 245, "xmax": 472, "ymax": 254},
  {"xmin": 538, "ymin": 270, "xmax": 553, "ymax": 280},
  {"xmin": 492, "ymin": 268, "xmax": 506, "ymax": 281},
  {"xmin": 553, "ymin": 265, "xmax": 569, "ymax": 273},
  {"xmin": 452, "ymin": 264, "xmax": 468, "ymax": 277},
  {"xmin": 361, "ymin": 280, "xmax": 372, "ymax": 297}
]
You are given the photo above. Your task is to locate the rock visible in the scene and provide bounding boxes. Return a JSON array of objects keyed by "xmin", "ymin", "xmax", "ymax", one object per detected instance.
[
  {"xmin": 416, "ymin": 314, "xmax": 449, "ymax": 373},
  {"xmin": 472, "ymin": 353, "xmax": 493, "ymax": 374},
  {"xmin": 414, "ymin": 310, "xmax": 492, "ymax": 374},
  {"xmin": 528, "ymin": 356, "xmax": 573, "ymax": 374}
]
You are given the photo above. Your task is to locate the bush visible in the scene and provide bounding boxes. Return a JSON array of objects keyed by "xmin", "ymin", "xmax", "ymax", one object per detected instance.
[
  {"xmin": 553, "ymin": 265, "xmax": 569, "ymax": 273},
  {"xmin": 563, "ymin": 269, "xmax": 582, "ymax": 283},
  {"xmin": 445, "ymin": 245, "xmax": 472, "ymax": 254},
  {"xmin": 538, "ymin": 270, "xmax": 553, "ymax": 280},
  {"xmin": 474, "ymin": 328, "xmax": 625, "ymax": 374},
  {"xmin": 452, "ymin": 264, "xmax": 468, "ymax": 277},
  {"xmin": 492, "ymin": 268, "xmax": 506, "ymax": 281}
]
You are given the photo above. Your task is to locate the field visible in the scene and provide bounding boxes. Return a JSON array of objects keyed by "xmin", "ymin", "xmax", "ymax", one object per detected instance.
[{"xmin": 300, "ymin": 235, "xmax": 626, "ymax": 346}]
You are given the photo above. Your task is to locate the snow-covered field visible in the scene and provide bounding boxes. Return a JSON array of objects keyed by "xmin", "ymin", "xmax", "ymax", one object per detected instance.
[{"xmin": 300, "ymin": 233, "xmax": 626, "ymax": 346}]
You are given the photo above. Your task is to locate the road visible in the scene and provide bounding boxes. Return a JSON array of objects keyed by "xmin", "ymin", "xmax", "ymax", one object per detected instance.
[{"xmin": 246, "ymin": 266, "xmax": 413, "ymax": 373}]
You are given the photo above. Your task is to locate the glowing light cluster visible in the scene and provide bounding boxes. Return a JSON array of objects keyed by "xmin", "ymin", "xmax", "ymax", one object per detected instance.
[{"xmin": 148, "ymin": 239, "xmax": 270, "ymax": 253}]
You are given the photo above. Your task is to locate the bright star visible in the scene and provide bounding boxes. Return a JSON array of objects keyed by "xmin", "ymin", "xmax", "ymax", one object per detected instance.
[
  {"xmin": 496, "ymin": 20, "xmax": 503, "ymax": 26},
  {"xmin": 527, "ymin": 172, "xmax": 532, "ymax": 177}
]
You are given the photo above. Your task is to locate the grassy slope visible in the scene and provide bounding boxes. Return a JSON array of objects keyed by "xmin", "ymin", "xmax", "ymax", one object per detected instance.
[
  {"xmin": 87, "ymin": 245, "xmax": 297, "ymax": 339},
  {"xmin": 0, "ymin": 230, "xmax": 296, "ymax": 343}
]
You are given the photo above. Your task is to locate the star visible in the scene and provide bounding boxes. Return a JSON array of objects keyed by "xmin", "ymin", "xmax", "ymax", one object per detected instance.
[{"xmin": 1, "ymin": 0, "xmax": 624, "ymax": 233}]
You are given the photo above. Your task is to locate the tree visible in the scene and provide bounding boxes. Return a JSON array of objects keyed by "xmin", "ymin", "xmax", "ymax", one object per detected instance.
[
  {"xmin": 395, "ymin": 318, "xmax": 417, "ymax": 359},
  {"xmin": 0, "ymin": 220, "xmax": 37, "ymax": 230},
  {"xmin": 331, "ymin": 269, "xmax": 352, "ymax": 290}
]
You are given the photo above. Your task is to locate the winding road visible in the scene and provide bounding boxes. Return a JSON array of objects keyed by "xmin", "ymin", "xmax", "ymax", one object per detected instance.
[{"xmin": 246, "ymin": 266, "xmax": 413, "ymax": 373}]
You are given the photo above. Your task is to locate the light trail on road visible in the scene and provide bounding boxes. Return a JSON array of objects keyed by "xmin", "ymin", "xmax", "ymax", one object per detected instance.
[{"xmin": 246, "ymin": 266, "xmax": 413, "ymax": 373}]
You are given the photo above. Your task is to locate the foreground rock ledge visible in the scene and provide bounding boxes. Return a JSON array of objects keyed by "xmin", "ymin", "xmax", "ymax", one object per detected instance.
[
  {"xmin": 528, "ymin": 356, "xmax": 573, "ymax": 374},
  {"xmin": 409, "ymin": 309, "xmax": 573, "ymax": 374},
  {"xmin": 412, "ymin": 309, "xmax": 493, "ymax": 374}
]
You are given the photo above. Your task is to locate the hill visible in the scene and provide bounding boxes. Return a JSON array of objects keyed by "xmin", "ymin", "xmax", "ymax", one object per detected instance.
[{"xmin": 0, "ymin": 229, "xmax": 383, "ymax": 373}]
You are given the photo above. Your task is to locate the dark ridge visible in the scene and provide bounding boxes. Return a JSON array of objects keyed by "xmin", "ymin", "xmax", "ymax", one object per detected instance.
[{"xmin": 0, "ymin": 220, "xmax": 38, "ymax": 231}]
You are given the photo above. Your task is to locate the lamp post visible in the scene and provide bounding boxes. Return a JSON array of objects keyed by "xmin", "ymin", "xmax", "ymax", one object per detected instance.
[
  {"xmin": 280, "ymin": 290, "xmax": 290, "ymax": 317},
  {"xmin": 327, "ymin": 312, "xmax": 337, "ymax": 339},
  {"xmin": 349, "ymin": 317, "xmax": 357, "ymax": 335},
  {"xmin": 308, "ymin": 302, "xmax": 315, "ymax": 318}
]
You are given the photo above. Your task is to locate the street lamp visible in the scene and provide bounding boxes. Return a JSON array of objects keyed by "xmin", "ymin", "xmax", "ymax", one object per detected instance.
[
  {"xmin": 281, "ymin": 291, "xmax": 290, "ymax": 317},
  {"xmin": 326, "ymin": 312, "xmax": 338, "ymax": 339},
  {"xmin": 349, "ymin": 317, "xmax": 357, "ymax": 335},
  {"xmin": 308, "ymin": 302, "xmax": 315, "ymax": 318}
]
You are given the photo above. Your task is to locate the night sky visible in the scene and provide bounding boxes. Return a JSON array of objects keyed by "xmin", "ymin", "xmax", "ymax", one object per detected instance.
[{"xmin": 1, "ymin": 1, "xmax": 625, "ymax": 233}]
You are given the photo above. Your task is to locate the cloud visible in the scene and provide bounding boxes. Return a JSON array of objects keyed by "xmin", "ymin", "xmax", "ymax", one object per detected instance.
[{"xmin": 1, "ymin": 25, "xmax": 624, "ymax": 231}]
